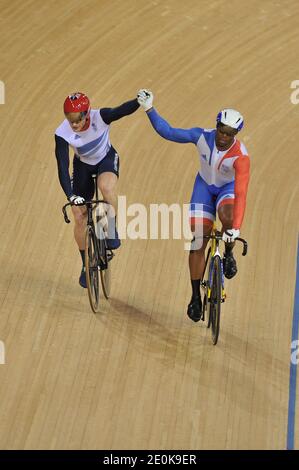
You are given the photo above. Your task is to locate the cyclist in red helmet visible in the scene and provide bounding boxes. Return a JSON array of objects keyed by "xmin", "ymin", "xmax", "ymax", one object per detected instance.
[
  {"xmin": 55, "ymin": 92, "xmax": 140, "ymax": 288},
  {"xmin": 64, "ymin": 92, "xmax": 90, "ymax": 111}
]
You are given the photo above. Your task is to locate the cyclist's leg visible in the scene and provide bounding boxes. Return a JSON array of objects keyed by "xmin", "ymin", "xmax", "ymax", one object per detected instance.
[
  {"xmin": 72, "ymin": 157, "xmax": 95, "ymax": 286},
  {"xmin": 189, "ymin": 222, "xmax": 212, "ymax": 280},
  {"xmin": 189, "ymin": 174, "xmax": 216, "ymax": 279},
  {"xmin": 97, "ymin": 172, "xmax": 118, "ymax": 213},
  {"xmin": 188, "ymin": 174, "xmax": 215, "ymax": 321},
  {"xmin": 97, "ymin": 146, "xmax": 119, "ymax": 210},
  {"xmin": 218, "ymin": 201, "xmax": 234, "ymax": 232},
  {"xmin": 97, "ymin": 146, "xmax": 120, "ymax": 250},
  {"xmin": 72, "ymin": 157, "xmax": 94, "ymax": 247},
  {"xmin": 71, "ymin": 205, "xmax": 88, "ymax": 249},
  {"xmin": 216, "ymin": 186, "xmax": 237, "ymax": 278}
]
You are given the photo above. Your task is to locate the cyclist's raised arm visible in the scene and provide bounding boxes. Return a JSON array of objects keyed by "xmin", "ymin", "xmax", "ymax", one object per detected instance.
[
  {"xmin": 137, "ymin": 90, "xmax": 201, "ymax": 144},
  {"xmin": 55, "ymin": 134, "xmax": 72, "ymax": 199},
  {"xmin": 100, "ymin": 98, "xmax": 140, "ymax": 124},
  {"xmin": 146, "ymin": 107, "xmax": 202, "ymax": 144}
]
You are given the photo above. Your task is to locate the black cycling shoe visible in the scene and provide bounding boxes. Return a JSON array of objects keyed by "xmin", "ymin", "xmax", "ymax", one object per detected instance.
[
  {"xmin": 223, "ymin": 252, "xmax": 238, "ymax": 279},
  {"xmin": 79, "ymin": 267, "xmax": 87, "ymax": 288},
  {"xmin": 187, "ymin": 296, "xmax": 203, "ymax": 322},
  {"xmin": 107, "ymin": 228, "xmax": 121, "ymax": 250}
]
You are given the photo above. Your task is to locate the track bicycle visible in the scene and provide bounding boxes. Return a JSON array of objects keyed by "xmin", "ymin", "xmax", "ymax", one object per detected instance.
[
  {"xmin": 200, "ymin": 223, "xmax": 248, "ymax": 345},
  {"xmin": 62, "ymin": 174, "xmax": 114, "ymax": 313}
]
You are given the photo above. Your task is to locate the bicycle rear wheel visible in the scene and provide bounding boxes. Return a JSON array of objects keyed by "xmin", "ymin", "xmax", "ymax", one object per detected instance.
[
  {"xmin": 85, "ymin": 225, "xmax": 100, "ymax": 313},
  {"xmin": 208, "ymin": 255, "xmax": 222, "ymax": 345}
]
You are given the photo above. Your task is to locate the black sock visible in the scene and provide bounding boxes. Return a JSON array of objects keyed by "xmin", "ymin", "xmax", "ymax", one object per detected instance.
[
  {"xmin": 79, "ymin": 250, "xmax": 85, "ymax": 267},
  {"xmin": 191, "ymin": 279, "xmax": 201, "ymax": 299}
]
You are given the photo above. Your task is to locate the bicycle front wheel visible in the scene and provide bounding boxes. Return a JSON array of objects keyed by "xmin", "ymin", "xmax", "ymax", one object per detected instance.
[
  {"xmin": 209, "ymin": 255, "xmax": 222, "ymax": 345},
  {"xmin": 85, "ymin": 225, "xmax": 100, "ymax": 313},
  {"xmin": 202, "ymin": 246, "xmax": 211, "ymax": 323},
  {"xmin": 100, "ymin": 243, "xmax": 112, "ymax": 299}
]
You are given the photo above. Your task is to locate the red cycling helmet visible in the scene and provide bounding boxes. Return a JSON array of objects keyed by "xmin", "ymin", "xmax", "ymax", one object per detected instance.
[{"xmin": 63, "ymin": 92, "xmax": 90, "ymax": 115}]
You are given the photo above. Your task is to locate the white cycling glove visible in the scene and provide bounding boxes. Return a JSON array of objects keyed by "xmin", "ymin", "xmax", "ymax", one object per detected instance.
[
  {"xmin": 222, "ymin": 228, "xmax": 240, "ymax": 243},
  {"xmin": 137, "ymin": 89, "xmax": 154, "ymax": 111},
  {"xmin": 69, "ymin": 195, "xmax": 85, "ymax": 206}
]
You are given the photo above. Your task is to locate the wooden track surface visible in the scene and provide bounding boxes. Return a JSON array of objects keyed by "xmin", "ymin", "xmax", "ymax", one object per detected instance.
[{"xmin": 0, "ymin": 0, "xmax": 298, "ymax": 450}]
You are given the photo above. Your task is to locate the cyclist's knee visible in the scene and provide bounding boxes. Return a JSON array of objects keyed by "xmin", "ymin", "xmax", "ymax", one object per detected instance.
[
  {"xmin": 190, "ymin": 239, "xmax": 208, "ymax": 254},
  {"xmin": 220, "ymin": 218, "xmax": 233, "ymax": 232},
  {"xmin": 218, "ymin": 204, "xmax": 233, "ymax": 230},
  {"xmin": 101, "ymin": 183, "xmax": 114, "ymax": 198},
  {"xmin": 72, "ymin": 207, "xmax": 87, "ymax": 227},
  {"xmin": 190, "ymin": 231, "xmax": 209, "ymax": 252},
  {"xmin": 190, "ymin": 220, "xmax": 212, "ymax": 246},
  {"xmin": 98, "ymin": 174, "xmax": 117, "ymax": 197}
]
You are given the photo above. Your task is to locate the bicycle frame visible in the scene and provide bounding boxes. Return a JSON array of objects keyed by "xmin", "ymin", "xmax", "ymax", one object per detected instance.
[
  {"xmin": 201, "ymin": 222, "xmax": 248, "ymax": 317},
  {"xmin": 206, "ymin": 223, "xmax": 226, "ymax": 304},
  {"xmin": 62, "ymin": 174, "xmax": 113, "ymax": 266}
]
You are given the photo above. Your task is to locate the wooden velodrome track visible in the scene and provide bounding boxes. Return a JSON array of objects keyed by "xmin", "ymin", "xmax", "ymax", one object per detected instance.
[{"xmin": 0, "ymin": 0, "xmax": 298, "ymax": 450}]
